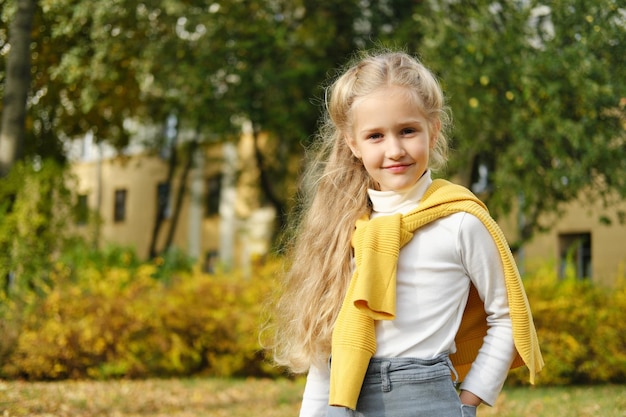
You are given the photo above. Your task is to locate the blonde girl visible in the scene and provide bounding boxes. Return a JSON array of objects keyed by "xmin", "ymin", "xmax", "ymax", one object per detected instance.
[{"xmin": 270, "ymin": 50, "xmax": 542, "ymax": 417}]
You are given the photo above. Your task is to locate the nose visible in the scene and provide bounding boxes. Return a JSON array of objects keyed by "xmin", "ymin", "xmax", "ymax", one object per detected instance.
[{"xmin": 385, "ymin": 135, "xmax": 406, "ymax": 160}]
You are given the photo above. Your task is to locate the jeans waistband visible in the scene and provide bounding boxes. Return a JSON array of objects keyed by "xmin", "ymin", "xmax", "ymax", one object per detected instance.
[{"xmin": 364, "ymin": 353, "xmax": 459, "ymax": 392}]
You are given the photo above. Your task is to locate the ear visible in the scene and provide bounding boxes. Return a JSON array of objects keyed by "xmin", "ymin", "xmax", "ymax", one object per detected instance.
[
  {"xmin": 345, "ymin": 135, "xmax": 361, "ymax": 159},
  {"xmin": 429, "ymin": 119, "xmax": 441, "ymax": 149}
]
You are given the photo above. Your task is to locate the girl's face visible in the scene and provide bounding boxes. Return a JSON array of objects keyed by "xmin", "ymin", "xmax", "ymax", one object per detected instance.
[{"xmin": 346, "ymin": 86, "xmax": 438, "ymax": 192}]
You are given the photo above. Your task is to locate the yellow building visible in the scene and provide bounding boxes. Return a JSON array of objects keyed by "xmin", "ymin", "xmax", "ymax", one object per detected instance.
[
  {"xmin": 68, "ymin": 129, "xmax": 275, "ymax": 271},
  {"xmin": 506, "ymin": 197, "xmax": 626, "ymax": 287}
]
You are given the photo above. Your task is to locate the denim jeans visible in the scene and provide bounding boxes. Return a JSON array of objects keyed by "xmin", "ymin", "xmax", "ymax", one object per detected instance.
[{"xmin": 327, "ymin": 354, "xmax": 474, "ymax": 417}]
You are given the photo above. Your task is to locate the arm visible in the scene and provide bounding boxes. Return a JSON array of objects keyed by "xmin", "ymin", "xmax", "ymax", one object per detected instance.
[
  {"xmin": 457, "ymin": 214, "xmax": 516, "ymax": 406},
  {"xmin": 299, "ymin": 362, "xmax": 330, "ymax": 417}
]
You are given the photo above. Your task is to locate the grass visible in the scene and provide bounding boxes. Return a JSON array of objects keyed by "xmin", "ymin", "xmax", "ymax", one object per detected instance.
[{"xmin": 0, "ymin": 378, "xmax": 624, "ymax": 416}]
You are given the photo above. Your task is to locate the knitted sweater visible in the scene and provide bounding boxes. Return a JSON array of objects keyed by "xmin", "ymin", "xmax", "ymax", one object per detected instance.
[{"xmin": 329, "ymin": 179, "xmax": 544, "ymax": 409}]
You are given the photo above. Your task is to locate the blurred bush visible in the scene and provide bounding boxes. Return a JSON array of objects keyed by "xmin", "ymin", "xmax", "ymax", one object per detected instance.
[
  {"xmin": 2, "ymin": 244, "xmax": 625, "ymax": 384},
  {"xmin": 0, "ymin": 247, "xmax": 280, "ymax": 380},
  {"xmin": 507, "ymin": 265, "xmax": 626, "ymax": 386}
]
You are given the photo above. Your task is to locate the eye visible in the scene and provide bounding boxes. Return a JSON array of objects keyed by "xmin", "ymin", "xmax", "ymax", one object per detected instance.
[
  {"xmin": 366, "ymin": 132, "xmax": 383, "ymax": 140},
  {"xmin": 401, "ymin": 127, "xmax": 417, "ymax": 135}
]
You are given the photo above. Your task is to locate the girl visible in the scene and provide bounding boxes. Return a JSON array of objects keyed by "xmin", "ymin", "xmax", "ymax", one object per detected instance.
[{"xmin": 270, "ymin": 50, "xmax": 543, "ymax": 417}]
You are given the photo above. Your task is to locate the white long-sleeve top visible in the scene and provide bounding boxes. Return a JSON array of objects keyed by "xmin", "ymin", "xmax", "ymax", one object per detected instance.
[{"xmin": 299, "ymin": 172, "xmax": 516, "ymax": 416}]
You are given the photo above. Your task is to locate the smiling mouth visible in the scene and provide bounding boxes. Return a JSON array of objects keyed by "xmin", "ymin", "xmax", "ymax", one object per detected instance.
[{"xmin": 384, "ymin": 163, "xmax": 412, "ymax": 172}]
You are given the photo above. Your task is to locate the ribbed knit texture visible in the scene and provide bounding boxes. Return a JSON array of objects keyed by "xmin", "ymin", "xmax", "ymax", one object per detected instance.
[{"xmin": 329, "ymin": 179, "xmax": 544, "ymax": 409}]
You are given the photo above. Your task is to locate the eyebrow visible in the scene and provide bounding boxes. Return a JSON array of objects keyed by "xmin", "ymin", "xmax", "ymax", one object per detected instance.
[{"xmin": 358, "ymin": 119, "xmax": 425, "ymax": 135}]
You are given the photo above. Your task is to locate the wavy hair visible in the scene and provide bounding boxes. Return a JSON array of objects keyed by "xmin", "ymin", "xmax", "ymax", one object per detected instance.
[{"xmin": 268, "ymin": 50, "xmax": 451, "ymax": 373}]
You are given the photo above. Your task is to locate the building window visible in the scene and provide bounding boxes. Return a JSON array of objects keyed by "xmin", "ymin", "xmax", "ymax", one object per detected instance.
[
  {"xmin": 76, "ymin": 194, "xmax": 89, "ymax": 225},
  {"xmin": 558, "ymin": 232, "xmax": 592, "ymax": 280},
  {"xmin": 206, "ymin": 175, "xmax": 222, "ymax": 216},
  {"xmin": 156, "ymin": 182, "xmax": 171, "ymax": 220},
  {"xmin": 114, "ymin": 189, "xmax": 127, "ymax": 223}
]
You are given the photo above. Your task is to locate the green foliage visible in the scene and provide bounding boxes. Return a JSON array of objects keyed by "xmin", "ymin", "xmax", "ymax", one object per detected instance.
[
  {"xmin": 507, "ymin": 269, "xmax": 626, "ymax": 386},
  {"xmin": 58, "ymin": 243, "xmax": 142, "ymax": 273},
  {"xmin": 381, "ymin": 0, "xmax": 626, "ymax": 246},
  {"xmin": 0, "ymin": 254, "xmax": 280, "ymax": 380},
  {"xmin": 0, "ymin": 159, "xmax": 83, "ymax": 293},
  {"xmin": 150, "ymin": 246, "xmax": 194, "ymax": 281}
]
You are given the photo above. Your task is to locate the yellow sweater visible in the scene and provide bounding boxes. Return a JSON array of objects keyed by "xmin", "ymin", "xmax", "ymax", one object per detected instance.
[{"xmin": 329, "ymin": 179, "xmax": 543, "ymax": 409}]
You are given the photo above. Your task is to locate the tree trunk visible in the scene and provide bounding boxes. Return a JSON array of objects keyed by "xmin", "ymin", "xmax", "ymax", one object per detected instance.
[
  {"xmin": 251, "ymin": 128, "xmax": 284, "ymax": 235},
  {"xmin": 164, "ymin": 139, "xmax": 197, "ymax": 252},
  {"xmin": 0, "ymin": 0, "xmax": 36, "ymax": 178},
  {"xmin": 148, "ymin": 117, "xmax": 179, "ymax": 259}
]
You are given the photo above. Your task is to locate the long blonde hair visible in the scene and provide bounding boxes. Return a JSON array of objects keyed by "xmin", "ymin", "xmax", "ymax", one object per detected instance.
[{"xmin": 269, "ymin": 50, "xmax": 451, "ymax": 373}]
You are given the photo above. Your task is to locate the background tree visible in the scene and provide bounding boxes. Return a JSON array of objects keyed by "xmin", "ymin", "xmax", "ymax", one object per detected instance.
[
  {"xmin": 201, "ymin": 0, "xmax": 364, "ymax": 233},
  {"xmin": 0, "ymin": 0, "xmax": 36, "ymax": 177},
  {"xmin": 384, "ymin": 0, "xmax": 626, "ymax": 249},
  {"xmin": 1, "ymin": 0, "xmax": 624, "ymax": 259}
]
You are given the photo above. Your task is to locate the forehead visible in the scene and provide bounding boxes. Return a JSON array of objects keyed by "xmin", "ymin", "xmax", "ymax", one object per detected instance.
[
  {"xmin": 350, "ymin": 86, "xmax": 425, "ymax": 122},
  {"xmin": 352, "ymin": 85, "xmax": 422, "ymax": 109}
]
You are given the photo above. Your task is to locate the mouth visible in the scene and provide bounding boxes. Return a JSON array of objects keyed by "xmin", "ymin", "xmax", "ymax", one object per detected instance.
[{"xmin": 383, "ymin": 163, "xmax": 413, "ymax": 173}]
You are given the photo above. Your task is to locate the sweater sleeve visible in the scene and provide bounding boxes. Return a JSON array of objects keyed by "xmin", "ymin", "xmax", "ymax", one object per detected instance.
[
  {"xmin": 457, "ymin": 213, "xmax": 516, "ymax": 406},
  {"xmin": 299, "ymin": 362, "xmax": 330, "ymax": 417}
]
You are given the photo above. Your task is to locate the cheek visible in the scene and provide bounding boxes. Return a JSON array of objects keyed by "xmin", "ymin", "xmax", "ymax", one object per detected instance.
[{"xmin": 358, "ymin": 152, "xmax": 376, "ymax": 169}]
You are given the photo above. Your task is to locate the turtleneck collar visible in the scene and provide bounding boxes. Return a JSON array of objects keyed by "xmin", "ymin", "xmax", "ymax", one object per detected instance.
[{"xmin": 368, "ymin": 171, "xmax": 433, "ymax": 215}]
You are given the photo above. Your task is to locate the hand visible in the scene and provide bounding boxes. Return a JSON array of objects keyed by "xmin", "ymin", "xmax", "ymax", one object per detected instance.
[{"xmin": 459, "ymin": 390, "xmax": 482, "ymax": 407}]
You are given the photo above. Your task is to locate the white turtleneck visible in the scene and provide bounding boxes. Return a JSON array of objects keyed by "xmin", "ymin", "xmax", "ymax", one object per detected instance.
[{"xmin": 299, "ymin": 172, "xmax": 515, "ymax": 416}]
